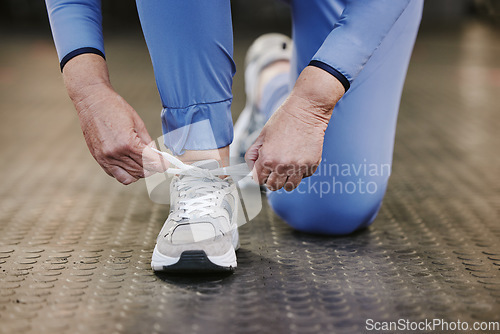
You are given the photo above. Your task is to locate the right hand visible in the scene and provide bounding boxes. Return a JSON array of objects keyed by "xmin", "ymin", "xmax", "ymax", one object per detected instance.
[
  {"xmin": 76, "ymin": 86, "xmax": 166, "ymax": 185},
  {"xmin": 63, "ymin": 54, "xmax": 167, "ymax": 185}
]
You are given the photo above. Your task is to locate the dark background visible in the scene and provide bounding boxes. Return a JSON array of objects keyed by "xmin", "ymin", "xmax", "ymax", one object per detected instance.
[{"xmin": 1, "ymin": 0, "xmax": 500, "ymax": 33}]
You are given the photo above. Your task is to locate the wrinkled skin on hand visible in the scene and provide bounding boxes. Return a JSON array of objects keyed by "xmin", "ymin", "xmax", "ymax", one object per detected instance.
[
  {"xmin": 245, "ymin": 66, "xmax": 345, "ymax": 191},
  {"xmin": 64, "ymin": 54, "xmax": 166, "ymax": 185},
  {"xmin": 76, "ymin": 87, "xmax": 165, "ymax": 185},
  {"xmin": 245, "ymin": 95, "xmax": 327, "ymax": 191}
]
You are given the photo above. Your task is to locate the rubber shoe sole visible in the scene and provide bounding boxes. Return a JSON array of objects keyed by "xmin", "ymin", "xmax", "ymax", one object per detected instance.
[{"xmin": 151, "ymin": 244, "xmax": 237, "ymax": 273}]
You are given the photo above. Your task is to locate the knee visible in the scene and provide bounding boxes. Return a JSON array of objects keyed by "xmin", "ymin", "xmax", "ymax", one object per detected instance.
[{"xmin": 267, "ymin": 188, "xmax": 386, "ymax": 236}]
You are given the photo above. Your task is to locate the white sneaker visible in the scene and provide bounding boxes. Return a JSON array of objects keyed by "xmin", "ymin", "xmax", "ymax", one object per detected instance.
[
  {"xmin": 151, "ymin": 159, "xmax": 240, "ymax": 273},
  {"xmin": 231, "ymin": 33, "xmax": 292, "ymax": 159}
]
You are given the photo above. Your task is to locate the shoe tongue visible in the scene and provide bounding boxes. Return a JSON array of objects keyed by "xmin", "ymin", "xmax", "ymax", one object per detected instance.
[{"xmin": 191, "ymin": 159, "xmax": 221, "ymax": 170}]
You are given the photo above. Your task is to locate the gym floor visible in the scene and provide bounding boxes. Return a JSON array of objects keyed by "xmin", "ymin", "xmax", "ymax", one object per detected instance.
[{"xmin": 0, "ymin": 18, "xmax": 499, "ymax": 334}]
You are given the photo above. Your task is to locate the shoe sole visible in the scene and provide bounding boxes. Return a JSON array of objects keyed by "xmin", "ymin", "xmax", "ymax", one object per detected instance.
[{"xmin": 151, "ymin": 244, "xmax": 237, "ymax": 273}]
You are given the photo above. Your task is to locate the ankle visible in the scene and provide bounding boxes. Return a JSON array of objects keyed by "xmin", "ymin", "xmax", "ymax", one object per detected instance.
[{"xmin": 178, "ymin": 146, "xmax": 230, "ymax": 167}]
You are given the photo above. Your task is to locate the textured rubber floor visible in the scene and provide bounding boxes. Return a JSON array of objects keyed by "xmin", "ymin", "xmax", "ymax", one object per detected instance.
[{"xmin": 0, "ymin": 22, "xmax": 499, "ymax": 334}]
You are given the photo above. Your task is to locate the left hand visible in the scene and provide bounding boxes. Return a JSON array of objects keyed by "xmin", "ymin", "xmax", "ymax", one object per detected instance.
[
  {"xmin": 245, "ymin": 65, "xmax": 345, "ymax": 191},
  {"xmin": 245, "ymin": 96, "xmax": 327, "ymax": 191}
]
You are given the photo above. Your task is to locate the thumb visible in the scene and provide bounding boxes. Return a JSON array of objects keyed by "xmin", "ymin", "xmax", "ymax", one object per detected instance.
[
  {"xmin": 141, "ymin": 142, "xmax": 171, "ymax": 175},
  {"xmin": 244, "ymin": 135, "xmax": 264, "ymax": 170},
  {"xmin": 245, "ymin": 134, "xmax": 265, "ymax": 185},
  {"xmin": 133, "ymin": 113, "xmax": 153, "ymax": 145}
]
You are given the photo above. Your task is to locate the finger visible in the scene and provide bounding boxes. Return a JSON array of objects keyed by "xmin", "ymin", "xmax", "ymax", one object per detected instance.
[
  {"xmin": 142, "ymin": 144, "xmax": 171, "ymax": 173},
  {"xmin": 265, "ymin": 171, "xmax": 288, "ymax": 191},
  {"xmin": 97, "ymin": 159, "xmax": 119, "ymax": 178},
  {"xmin": 245, "ymin": 146, "xmax": 258, "ymax": 171},
  {"xmin": 129, "ymin": 141, "xmax": 170, "ymax": 174},
  {"xmin": 117, "ymin": 153, "xmax": 147, "ymax": 178},
  {"xmin": 101, "ymin": 166, "xmax": 114, "ymax": 178},
  {"xmin": 122, "ymin": 156, "xmax": 146, "ymax": 178},
  {"xmin": 136, "ymin": 124, "xmax": 153, "ymax": 146},
  {"xmin": 109, "ymin": 165, "xmax": 139, "ymax": 185},
  {"xmin": 105, "ymin": 151, "xmax": 145, "ymax": 178},
  {"xmin": 253, "ymin": 158, "xmax": 273, "ymax": 185},
  {"xmin": 244, "ymin": 137, "xmax": 263, "ymax": 170},
  {"xmin": 284, "ymin": 173, "xmax": 303, "ymax": 192},
  {"xmin": 305, "ymin": 162, "xmax": 320, "ymax": 177},
  {"xmin": 132, "ymin": 112, "xmax": 153, "ymax": 144}
]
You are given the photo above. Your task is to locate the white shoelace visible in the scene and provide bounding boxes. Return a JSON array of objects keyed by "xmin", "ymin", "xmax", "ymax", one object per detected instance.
[
  {"xmin": 151, "ymin": 148, "xmax": 251, "ymax": 178},
  {"xmin": 151, "ymin": 148, "xmax": 251, "ymax": 220}
]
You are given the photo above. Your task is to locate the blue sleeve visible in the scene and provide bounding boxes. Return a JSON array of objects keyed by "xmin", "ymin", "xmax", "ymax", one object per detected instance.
[
  {"xmin": 309, "ymin": 0, "xmax": 412, "ymax": 92},
  {"xmin": 45, "ymin": 0, "xmax": 105, "ymax": 71}
]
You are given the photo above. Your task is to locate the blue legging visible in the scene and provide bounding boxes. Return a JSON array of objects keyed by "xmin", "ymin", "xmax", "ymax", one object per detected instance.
[
  {"xmin": 266, "ymin": 1, "xmax": 423, "ymax": 235},
  {"xmin": 46, "ymin": 0, "xmax": 423, "ymax": 235}
]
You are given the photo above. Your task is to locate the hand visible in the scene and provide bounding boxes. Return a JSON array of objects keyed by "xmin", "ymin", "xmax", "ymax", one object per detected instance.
[
  {"xmin": 63, "ymin": 54, "xmax": 166, "ymax": 185},
  {"xmin": 77, "ymin": 86, "xmax": 165, "ymax": 184},
  {"xmin": 245, "ymin": 96, "xmax": 327, "ymax": 191},
  {"xmin": 245, "ymin": 66, "xmax": 345, "ymax": 191}
]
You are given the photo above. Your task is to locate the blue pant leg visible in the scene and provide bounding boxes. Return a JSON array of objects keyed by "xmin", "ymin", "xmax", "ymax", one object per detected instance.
[
  {"xmin": 267, "ymin": 0, "xmax": 423, "ymax": 235},
  {"xmin": 136, "ymin": 0, "xmax": 235, "ymax": 155}
]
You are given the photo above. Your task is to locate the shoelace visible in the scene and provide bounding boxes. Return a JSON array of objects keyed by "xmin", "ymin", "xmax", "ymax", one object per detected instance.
[
  {"xmin": 151, "ymin": 148, "xmax": 251, "ymax": 178},
  {"xmin": 152, "ymin": 148, "xmax": 251, "ymax": 220}
]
